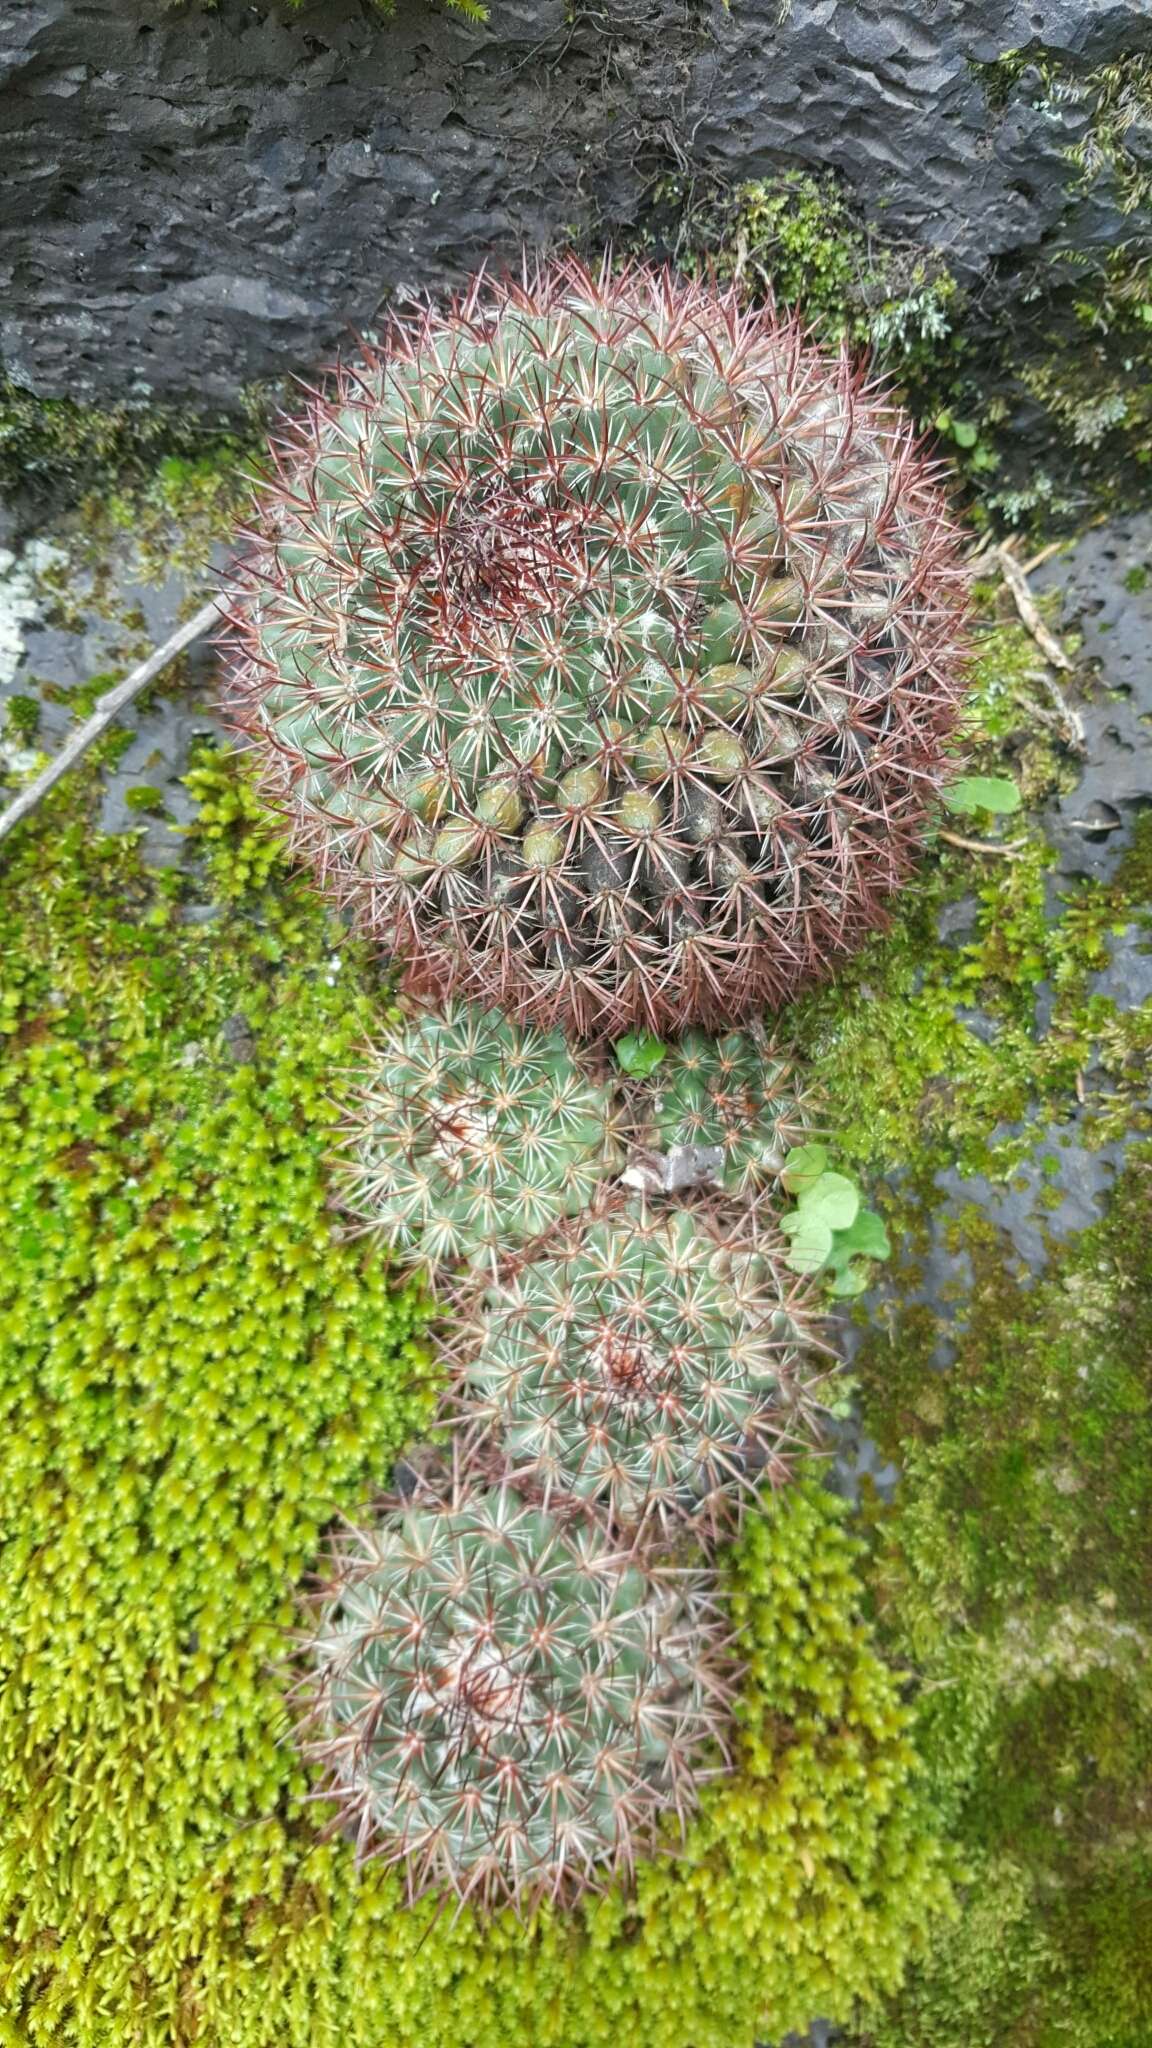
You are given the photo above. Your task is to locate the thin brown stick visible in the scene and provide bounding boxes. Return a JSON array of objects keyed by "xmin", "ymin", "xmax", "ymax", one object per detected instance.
[
  {"xmin": 0, "ymin": 595, "xmax": 222, "ymax": 847},
  {"xmin": 938, "ymin": 829, "xmax": 1028, "ymax": 857},
  {"xmin": 996, "ymin": 543, "xmax": 1074, "ymax": 672},
  {"xmin": 1020, "ymin": 537, "xmax": 1068, "ymax": 576},
  {"xmin": 995, "ymin": 544, "xmax": 1087, "ymax": 752}
]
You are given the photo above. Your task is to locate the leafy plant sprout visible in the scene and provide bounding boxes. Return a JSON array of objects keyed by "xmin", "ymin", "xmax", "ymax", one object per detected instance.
[
  {"xmin": 295, "ymin": 1475, "xmax": 737, "ymax": 1913},
  {"xmin": 225, "ymin": 257, "xmax": 971, "ymax": 1041}
]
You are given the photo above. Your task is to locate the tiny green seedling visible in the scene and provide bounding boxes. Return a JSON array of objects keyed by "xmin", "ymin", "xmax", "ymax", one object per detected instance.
[
  {"xmin": 778, "ymin": 1144, "xmax": 892, "ymax": 1297},
  {"xmin": 614, "ymin": 1031, "xmax": 668, "ymax": 1079},
  {"xmin": 941, "ymin": 774, "xmax": 1022, "ymax": 817}
]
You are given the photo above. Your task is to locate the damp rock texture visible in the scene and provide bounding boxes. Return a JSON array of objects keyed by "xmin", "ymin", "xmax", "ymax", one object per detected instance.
[{"xmin": 0, "ymin": 0, "xmax": 1149, "ymax": 407}]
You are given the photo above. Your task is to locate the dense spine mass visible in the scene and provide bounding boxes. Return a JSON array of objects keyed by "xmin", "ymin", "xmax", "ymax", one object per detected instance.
[
  {"xmin": 338, "ymin": 1002, "xmax": 620, "ymax": 1281},
  {"xmin": 298, "ymin": 1481, "xmax": 734, "ymax": 1910},
  {"xmin": 458, "ymin": 1207, "xmax": 827, "ymax": 1529},
  {"xmin": 226, "ymin": 260, "xmax": 969, "ymax": 1039}
]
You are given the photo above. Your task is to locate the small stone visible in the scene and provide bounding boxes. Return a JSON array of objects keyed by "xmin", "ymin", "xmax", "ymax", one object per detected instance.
[
  {"xmin": 618, "ymin": 1144, "xmax": 726, "ymax": 1195},
  {"xmin": 221, "ymin": 1012, "xmax": 256, "ymax": 1063}
]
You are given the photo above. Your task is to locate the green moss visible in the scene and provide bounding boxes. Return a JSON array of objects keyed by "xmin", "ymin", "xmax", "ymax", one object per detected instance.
[
  {"xmin": 183, "ymin": 746, "xmax": 294, "ymax": 900},
  {"xmin": 860, "ymin": 1153, "xmax": 1152, "ymax": 1647},
  {"xmin": 0, "ymin": 746, "xmax": 949, "ymax": 2044},
  {"xmin": 654, "ymin": 141, "xmax": 1150, "ymax": 528},
  {"xmin": 4, "ymin": 693, "xmax": 41, "ymax": 742},
  {"xmin": 0, "ymin": 379, "xmax": 254, "ymax": 519},
  {"xmin": 842, "ymin": 1149, "xmax": 1152, "ymax": 2044}
]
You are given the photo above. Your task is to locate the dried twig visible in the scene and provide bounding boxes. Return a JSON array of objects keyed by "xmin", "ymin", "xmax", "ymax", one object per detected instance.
[
  {"xmin": 996, "ymin": 544, "xmax": 1074, "ymax": 671},
  {"xmin": 995, "ymin": 544, "xmax": 1087, "ymax": 753},
  {"xmin": 0, "ymin": 596, "xmax": 222, "ymax": 848},
  {"xmin": 938, "ymin": 829, "xmax": 1028, "ymax": 857},
  {"xmin": 1021, "ymin": 537, "xmax": 1068, "ymax": 576}
]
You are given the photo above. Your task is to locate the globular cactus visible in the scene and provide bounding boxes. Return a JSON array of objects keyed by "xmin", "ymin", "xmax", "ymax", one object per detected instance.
[
  {"xmin": 632, "ymin": 1029, "xmax": 810, "ymax": 1194},
  {"xmin": 298, "ymin": 1480, "xmax": 734, "ymax": 1910},
  {"xmin": 459, "ymin": 1207, "xmax": 828, "ymax": 1530},
  {"xmin": 226, "ymin": 260, "xmax": 970, "ymax": 1040},
  {"xmin": 337, "ymin": 1002, "xmax": 620, "ymax": 1281}
]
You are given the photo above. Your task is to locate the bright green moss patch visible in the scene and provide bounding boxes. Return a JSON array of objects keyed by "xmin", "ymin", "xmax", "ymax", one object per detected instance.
[
  {"xmin": 0, "ymin": 749, "xmax": 951, "ymax": 2044},
  {"xmin": 847, "ymin": 1140, "xmax": 1152, "ymax": 2048}
]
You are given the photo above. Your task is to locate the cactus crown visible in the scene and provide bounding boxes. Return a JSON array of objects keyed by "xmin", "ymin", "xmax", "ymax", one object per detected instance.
[
  {"xmin": 228, "ymin": 259, "xmax": 969, "ymax": 1039},
  {"xmin": 635, "ymin": 1029, "xmax": 808, "ymax": 1192},
  {"xmin": 299, "ymin": 1482, "xmax": 733, "ymax": 1910},
  {"xmin": 338, "ymin": 1002, "xmax": 619, "ymax": 1279},
  {"xmin": 460, "ymin": 1207, "xmax": 826, "ymax": 1528}
]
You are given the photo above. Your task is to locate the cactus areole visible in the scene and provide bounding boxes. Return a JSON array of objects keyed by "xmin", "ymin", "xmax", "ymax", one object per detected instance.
[{"xmin": 227, "ymin": 261, "xmax": 970, "ymax": 1038}]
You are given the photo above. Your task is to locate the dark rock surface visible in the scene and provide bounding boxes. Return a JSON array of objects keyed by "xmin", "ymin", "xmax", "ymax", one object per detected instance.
[
  {"xmin": 1036, "ymin": 509, "xmax": 1152, "ymax": 882},
  {"xmin": 1, "ymin": 0, "xmax": 1149, "ymax": 407}
]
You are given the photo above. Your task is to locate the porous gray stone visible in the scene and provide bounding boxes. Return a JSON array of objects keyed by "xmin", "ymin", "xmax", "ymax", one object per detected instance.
[{"xmin": 0, "ymin": 0, "xmax": 1149, "ymax": 408}]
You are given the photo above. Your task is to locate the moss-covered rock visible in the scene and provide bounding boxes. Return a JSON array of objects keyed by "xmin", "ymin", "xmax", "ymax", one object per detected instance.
[{"xmin": 850, "ymin": 1145, "xmax": 1152, "ymax": 2048}]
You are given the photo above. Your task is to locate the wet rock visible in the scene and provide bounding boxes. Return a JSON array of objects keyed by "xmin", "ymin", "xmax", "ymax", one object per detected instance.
[
  {"xmin": 1, "ymin": 0, "xmax": 1149, "ymax": 409},
  {"xmin": 1036, "ymin": 508, "xmax": 1152, "ymax": 883},
  {"xmin": 221, "ymin": 1011, "xmax": 256, "ymax": 1063},
  {"xmin": 936, "ymin": 893, "xmax": 978, "ymax": 946},
  {"xmin": 1090, "ymin": 926, "xmax": 1152, "ymax": 1012},
  {"xmin": 0, "ymin": 528, "xmax": 228, "ymax": 853}
]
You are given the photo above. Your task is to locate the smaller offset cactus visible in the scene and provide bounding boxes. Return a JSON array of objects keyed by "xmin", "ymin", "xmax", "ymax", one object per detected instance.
[
  {"xmin": 338, "ymin": 1002, "xmax": 620, "ymax": 1280},
  {"xmin": 633, "ymin": 1029, "xmax": 810, "ymax": 1194},
  {"xmin": 460, "ymin": 1207, "xmax": 827, "ymax": 1529},
  {"xmin": 298, "ymin": 1480, "xmax": 734, "ymax": 1910}
]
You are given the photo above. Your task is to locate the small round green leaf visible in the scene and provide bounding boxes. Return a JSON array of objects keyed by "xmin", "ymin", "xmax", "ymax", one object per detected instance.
[
  {"xmin": 615, "ymin": 1032, "xmax": 667, "ymax": 1078},
  {"xmin": 942, "ymin": 775, "xmax": 1022, "ymax": 817},
  {"xmin": 780, "ymin": 1210, "xmax": 834, "ymax": 1273},
  {"xmin": 780, "ymin": 1143, "xmax": 828, "ymax": 1194},
  {"xmin": 832, "ymin": 1209, "xmax": 891, "ymax": 1262},
  {"xmin": 796, "ymin": 1172, "xmax": 860, "ymax": 1232}
]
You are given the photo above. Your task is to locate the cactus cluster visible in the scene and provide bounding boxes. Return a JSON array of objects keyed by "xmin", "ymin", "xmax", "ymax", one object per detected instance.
[
  {"xmin": 227, "ymin": 259, "xmax": 969, "ymax": 1040},
  {"xmin": 299, "ymin": 1480, "xmax": 733, "ymax": 1909},
  {"xmin": 461, "ymin": 1208, "xmax": 826, "ymax": 1529},
  {"xmin": 337, "ymin": 1003, "xmax": 810, "ymax": 1283},
  {"xmin": 265, "ymin": 258, "xmax": 962, "ymax": 1916}
]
